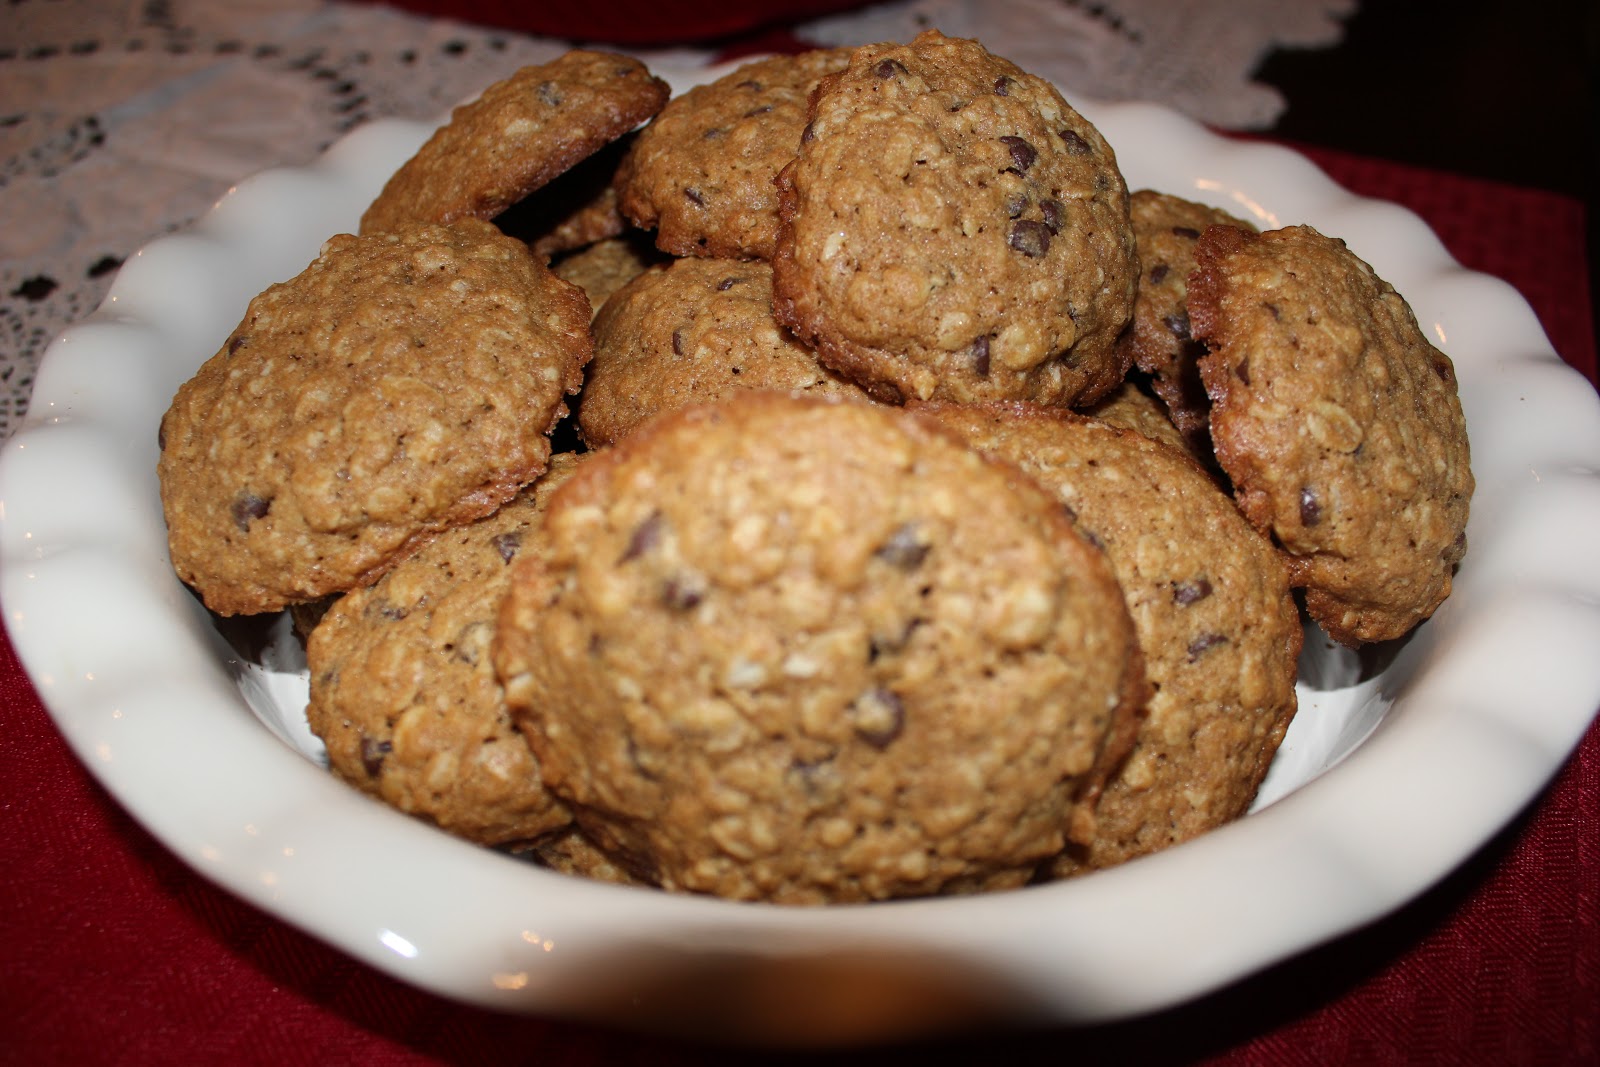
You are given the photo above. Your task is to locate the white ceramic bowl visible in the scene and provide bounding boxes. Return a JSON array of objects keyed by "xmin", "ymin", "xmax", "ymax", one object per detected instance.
[{"xmin": 4, "ymin": 69, "xmax": 1600, "ymax": 1044}]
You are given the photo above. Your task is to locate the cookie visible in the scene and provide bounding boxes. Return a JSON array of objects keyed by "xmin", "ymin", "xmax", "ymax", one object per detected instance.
[
  {"xmin": 578, "ymin": 256, "xmax": 869, "ymax": 447},
  {"xmin": 495, "ymin": 137, "xmax": 633, "ymax": 259},
  {"xmin": 1188, "ymin": 224, "xmax": 1473, "ymax": 645},
  {"xmin": 359, "ymin": 51, "xmax": 670, "ymax": 235},
  {"xmin": 1118, "ymin": 189, "xmax": 1257, "ymax": 446},
  {"xmin": 614, "ymin": 48, "xmax": 855, "ymax": 260},
  {"xmin": 305, "ymin": 454, "xmax": 584, "ymax": 846},
  {"xmin": 550, "ymin": 232, "xmax": 668, "ymax": 321},
  {"xmin": 1078, "ymin": 377, "xmax": 1198, "ymax": 460},
  {"xmin": 514, "ymin": 824, "xmax": 650, "ymax": 887},
  {"xmin": 770, "ymin": 31, "xmax": 1136, "ymax": 405},
  {"xmin": 920, "ymin": 402, "xmax": 1301, "ymax": 875},
  {"xmin": 158, "ymin": 219, "xmax": 592, "ymax": 616},
  {"xmin": 493, "ymin": 392, "xmax": 1145, "ymax": 904}
]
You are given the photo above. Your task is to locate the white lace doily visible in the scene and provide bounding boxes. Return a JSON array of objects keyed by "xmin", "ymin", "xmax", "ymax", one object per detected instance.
[{"xmin": 0, "ymin": 0, "xmax": 1354, "ymax": 439}]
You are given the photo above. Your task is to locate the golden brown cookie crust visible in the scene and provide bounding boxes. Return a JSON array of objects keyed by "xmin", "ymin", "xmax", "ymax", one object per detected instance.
[
  {"xmin": 1188, "ymin": 224, "xmax": 1473, "ymax": 645},
  {"xmin": 615, "ymin": 48, "xmax": 855, "ymax": 260},
  {"xmin": 158, "ymin": 220, "xmax": 592, "ymax": 615},
  {"xmin": 578, "ymin": 256, "xmax": 869, "ymax": 447},
  {"xmin": 493, "ymin": 392, "xmax": 1145, "ymax": 903},
  {"xmin": 770, "ymin": 31, "xmax": 1136, "ymax": 406},
  {"xmin": 305, "ymin": 455, "xmax": 585, "ymax": 846},
  {"xmin": 920, "ymin": 402, "xmax": 1301, "ymax": 875},
  {"xmin": 359, "ymin": 51, "xmax": 669, "ymax": 235}
]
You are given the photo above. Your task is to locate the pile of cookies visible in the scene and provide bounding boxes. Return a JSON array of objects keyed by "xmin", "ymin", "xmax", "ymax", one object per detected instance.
[{"xmin": 156, "ymin": 32, "xmax": 1472, "ymax": 904}]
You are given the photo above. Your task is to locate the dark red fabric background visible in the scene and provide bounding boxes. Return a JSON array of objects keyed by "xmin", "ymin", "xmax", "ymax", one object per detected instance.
[{"xmin": 3, "ymin": 5, "xmax": 1597, "ymax": 1064}]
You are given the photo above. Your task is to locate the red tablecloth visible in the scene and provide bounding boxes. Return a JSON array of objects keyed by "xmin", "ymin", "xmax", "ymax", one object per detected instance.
[{"xmin": 3, "ymin": 11, "xmax": 1597, "ymax": 1066}]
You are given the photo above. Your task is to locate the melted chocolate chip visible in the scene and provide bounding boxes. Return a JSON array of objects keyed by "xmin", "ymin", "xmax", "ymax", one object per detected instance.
[
  {"xmin": 230, "ymin": 492, "xmax": 270, "ymax": 532},
  {"xmin": 671, "ymin": 328, "xmax": 686, "ymax": 356},
  {"xmin": 742, "ymin": 104, "xmax": 773, "ymax": 118},
  {"xmin": 620, "ymin": 511, "xmax": 663, "ymax": 562},
  {"xmin": 492, "ymin": 531, "xmax": 522, "ymax": 564},
  {"xmin": 1187, "ymin": 633, "xmax": 1228, "ymax": 660},
  {"xmin": 1173, "ymin": 578, "xmax": 1213, "ymax": 605},
  {"xmin": 801, "ymin": 121, "xmax": 815, "ymax": 144},
  {"xmin": 715, "ymin": 276, "xmax": 741, "ymax": 292},
  {"xmin": 662, "ymin": 577, "xmax": 704, "ymax": 612},
  {"xmin": 999, "ymin": 135, "xmax": 1037, "ymax": 174},
  {"xmin": 1300, "ymin": 487, "xmax": 1323, "ymax": 527},
  {"xmin": 1262, "ymin": 301, "xmax": 1281, "ymax": 320},
  {"xmin": 1008, "ymin": 219, "xmax": 1052, "ymax": 258},
  {"xmin": 1148, "ymin": 263, "xmax": 1170, "ymax": 285},
  {"xmin": 1171, "ymin": 225, "xmax": 1201, "ymax": 240},
  {"xmin": 874, "ymin": 58, "xmax": 908, "ymax": 79},
  {"xmin": 1058, "ymin": 128, "xmax": 1091, "ymax": 154},
  {"xmin": 970, "ymin": 334, "xmax": 992, "ymax": 376},
  {"xmin": 875, "ymin": 523, "xmax": 931, "ymax": 570},
  {"xmin": 994, "ymin": 76, "xmax": 1013, "ymax": 95},
  {"xmin": 1162, "ymin": 312, "xmax": 1191, "ymax": 340},
  {"xmin": 359, "ymin": 736, "xmax": 393, "ymax": 777},
  {"xmin": 227, "ymin": 334, "xmax": 248, "ymax": 356},
  {"xmin": 1236, "ymin": 359, "xmax": 1251, "ymax": 385},
  {"xmin": 1040, "ymin": 198, "xmax": 1064, "ymax": 234},
  {"xmin": 683, "ymin": 187, "xmax": 706, "ymax": 207},
  {"xmin": 536, "ymin": 81, "xmax": 563, "ymax": 107}
]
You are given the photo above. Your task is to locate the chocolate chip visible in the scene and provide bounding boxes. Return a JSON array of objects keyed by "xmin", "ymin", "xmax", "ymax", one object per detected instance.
[
  {"xmin": 1005, "ymin": 193, "xmax": 1028, "ymax": 219},
  {"xmin": 999, "ymin": 135, "xmax": 1037, "ymax": 174},
  {"xmin": 1173, "ymin": 578, "xmax": 1213, "ymax": 605},
  {"xmin": 994, "ymin": 75, "xmax": 1013, "ymax": 95},
  {"xmin": 1058, "ymin": 128, "xmax": 1091, "ymax": 154},
  {"xmin": 735, "ymin": 79, "xmax": 763, "ymax": 91},
  {"xmin": 492, "ymin": 531, "xmax": 521, "ymax": 564},
  {"xmin": 1008, "ymin": 219, "xmax": 1052, "ymax": 258},
  {"xmin": 1236, "ymin": 359, "xmax": 1251, "ymax": 385},
  {"xmin": 849, "ymin": 687, "xmax": 905, "ymax": 749},
  {"xmin": 716, "ymin": 276, "xmax": 741, "ymax": 292},
  {"xmin": 742, "ymin": 104, "xmax": 773, "ymax": 118},
  {"xmin": 683, "ymin": 187, "xmax": 706, "ymax": 207},
  {"xmin": 359, "ymin": 736, "xmax": 392, "ymax": 777},
  {"xmin": 970, "ymin": 334, "xmax": 991, "ymax": 376},
  {"xmin": 1171, "ymin": 226, "xmax": 1201, "ymax": 240},
  {"xmin": 230, "ymin": 492, "xmax": 270, "ymax": 532},
  {"xmin": 227, "ymin": 334, "xmax": 248, "ymax": 356},
  {"xmin": 875, "ymin": 523, "xmax": 931, "ymax": 570},
  {"xmin": 1300, "ymin": 487, "xmax": 1323, "ymax": 527},
  {"xmin": 1040, "ymin": 198, "xmax": 1064, "ymax": 234},
  {"xmin": 874, "ymin": 58, "xmax": 908, "ymax": 79},
  {"xmin": 662, "ymin": 572, "xmax": 705, "ymax": 611},
  {"xmin": 1433, "ymin": 357, "xmax": 1455, "ymax": 384},
  {"xmin": 1263, "ymin": 302, "xmax": 1281, "ymax": 319},
  {"xmin": 1187, "ymin": 633, "xmax": 1228, "ymax": 660},
  {"xmin": 536, "ymin": 81, "xmax": 563, "ymax": 107},
  {"xmin": 1163, "ymin": 311, "xmax": 1191, "ymax": 340},
  {"xmin": 1148, "ymin": 263, "xmax": 1169, "ymax": 285},
  {"xmin": 801, "ymin": 121, "xmax": 815, "ymax": 144},
  {"xmin": 671, "ymin": 328, "xmax": 686, "ymax": 356},
  {"xmin": 620, "ymin": 511, "xmax": 663, "ymax": 562}
]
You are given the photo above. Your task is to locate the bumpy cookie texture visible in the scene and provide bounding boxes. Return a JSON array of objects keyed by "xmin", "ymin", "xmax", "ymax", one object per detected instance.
[
  {"xmin": 1189, "ymin": 224, "xmax": 1473, "ymax": 645},
  {"xmin": 1119, "ymin": 190, "xmax": 1257, "ymax": 445},
  {"xmin": 359, "ymin": 52, "xmax": 669, "ymax": 235},
  {"xmin": 1079, "ymin": 377, "xmax": 1198, "ymax": 460},
  {"xmin": 771, "ymin": 31, "xmax": 1136, "ymax": 405},
  {"xmin": 494, "ymin": 393, "xmax": 1145, "ymax": 904},
  {"xmin": 515, "ymin": 825, "xmax": 650, "ymax": 886},
  {"xmin": 158, "ymin": 220, "xmax": 592, "ymax": 616},
  {"xmin": 921, "ymin": 403, "xmax": 1301, "ymax": 875},
  {"xmin": 578, "ymin": 256, "xmax": 869, "ymax": 447},
  {"xmin": 550, "ymin": 232, "xmax": 668, "ymax": 320},
  {"xmin": 615, "ymin": 48, "xmax": 855, "ymax": 260},
  {"xmin": 305, "ymin": 455, "xmax": 584, "ymax": 846}
]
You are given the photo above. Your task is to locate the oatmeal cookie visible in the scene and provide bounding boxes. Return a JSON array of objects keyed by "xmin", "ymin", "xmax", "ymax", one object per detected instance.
[
  {"xmin": 158, "ymin": 220, "xmax": 591, "ymax": 615},
  {"xmin": 578, "ymin": 256, "xmax": 869, "ymax": 447},
  {"xmin": 921, "ymin": 402, "xmax": 1301, "ymax": 874},
  {"xmin": 1118, "ymin": 190, "xmax": 1257, "ymax": 445},
  {"xmin": 770, "ymin": 31, "xmax": 1136, "ymax": 405},
  {"xmin": 615, "ymin": 48, "xmax": 855, "ymax": 260},
  {"xmin": 305, "ymin": 455, "xmax": 584, "ymax": 846},
  {"xmin": 359, "ymin": 51, "xmax": 669, "ymax": 235},
  {"xmin": 1188, "ymin": 224, "xmax": 1473, "ymax": 645},
  {"xmin": 493, "ymin": 392, "xmax": 1145, "ymax": 904},
  {"xmin": 550, "ymin": 232, "xmax": 668, "ymax": 319}
]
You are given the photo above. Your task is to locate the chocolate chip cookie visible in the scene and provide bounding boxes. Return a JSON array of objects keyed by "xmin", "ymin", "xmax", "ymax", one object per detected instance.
[
  {"xmin": 615, "ymin": 48, "xmax": 855, "ymax": 260},
  {"xmin": 359, "ymin": 51, "xmax": 669, "ymax": 235},
  {"xmin": 158, "ymin": 220, "xmax": 591, "ymax": 615},
  {"xmin": 578, "ymin": 256, "xmax": 869, "ymax": 447},
  {"xmin": 771, "ymin": 31, "xmax": 1136, "ymax": 405},
  {"xmin": 1118, "ymin": 189, "xmax": 1257, "ymax": 445},
  {"xmin": 305, "ymin": 454, "xmax": 584, "ymax": 846},
  {"xmin": 493, "ymin": 392, "xmax": 1145, "ymax": 903},
  {"xmin": 1188, "ymin": 224, "xmax": 1473, "ymax": 645},
  {"xmin": 920, "ymin": 402, "xmax": 1301, "ymax": 874}
]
